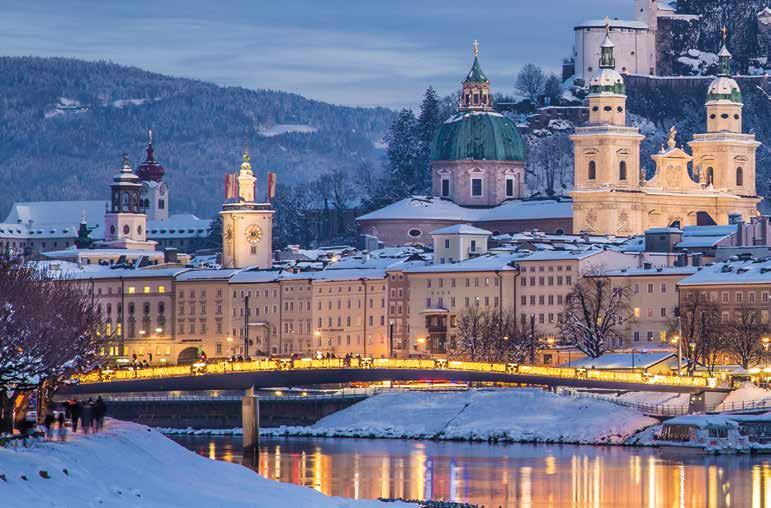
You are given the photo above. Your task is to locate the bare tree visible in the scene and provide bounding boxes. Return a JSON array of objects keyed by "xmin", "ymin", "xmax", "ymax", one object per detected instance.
[
  {"xmin": 725, "ymin": 304, "xmax": 766, "ymax": 369},
  {"xmin": 516, "ymin": 64, "xmax": 546, "ymax": 104},
  {"xmin": 677, "ymin": 298, "xmax": 727, "ymax": 375},
  {"xmin": 0, "ymin": 256, "xmax": 102, "ymax": 433},
  {"xmin": 451, "ymin": 307, "xmax": 532, "ymax": 363},
  {"xmin": 559, "ymin": 269, "xmax": 631, "ymax": 359},
  {"xmin": 526, "ymin": 132, "xmax": 573, "ymax": 196}
]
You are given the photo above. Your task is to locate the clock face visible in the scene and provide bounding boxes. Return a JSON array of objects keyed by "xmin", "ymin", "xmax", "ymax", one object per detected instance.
[{"xmin": 245, "ymin": 225, "xmax": 263, "ymax": 244}]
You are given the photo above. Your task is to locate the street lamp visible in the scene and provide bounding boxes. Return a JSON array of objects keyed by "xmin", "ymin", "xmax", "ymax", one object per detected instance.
[
  {"xmin": 388, "ymin": 319, "xmax": 396, "ymax": 358},
  {"xmin": 671, "ymin": 334, "xmax": 682, "ymax": 376},
  {"xmin": 529, "ymin": 314, "xmax": 536, "ymax": 364},
  {"xmin": 763, "ymin": 337, "xmax": 769, "ymax": 366}
]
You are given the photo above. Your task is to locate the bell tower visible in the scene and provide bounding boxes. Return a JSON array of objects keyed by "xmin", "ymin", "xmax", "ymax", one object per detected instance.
[
  {"xmin": 220, "ymin": 148, "xmax": 274, "ymax": 269},
  {"xmin": 689, "ymin": 28, "xmax": 760, "ymax": 199},
  {"xmin": 103, "ymin": 154, "xmax": 156, "ymax": 251}
]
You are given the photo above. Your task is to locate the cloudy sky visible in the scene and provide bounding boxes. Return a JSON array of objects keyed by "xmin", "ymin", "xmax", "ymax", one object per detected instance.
[{"xmin": 0, "ymin": 0, "xmax": 628, "ymax": 108}]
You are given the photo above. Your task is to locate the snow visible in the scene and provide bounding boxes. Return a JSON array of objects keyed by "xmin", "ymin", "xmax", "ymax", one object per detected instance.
[
  {"xmin": 262, "ymin": 389, "xmax": 657, "ymax": 445},
  {"xmin": 258, "ymin": 124, "xmax": 318, "ymax": 137},
  {"xmin": 429, "ymin": 224, "xmax": 491, "ymax": 236},
  {"xmin": 567, "ymin": 352, "xmax": 675, "ymax": 370},
  {"xmin": 718, "ymin": 382, "xmax": 771, "ymax": 410},
  {"xmin": 0, "ymin": 420, "xmax": 413, "ymax": 508},
  {"xmin": 111, "ymin": 98, "xmax": 152, "ymax": 108}
]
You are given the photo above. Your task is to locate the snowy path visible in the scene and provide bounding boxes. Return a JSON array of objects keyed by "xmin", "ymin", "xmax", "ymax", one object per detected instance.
[{"xmin": 0, "ymin": 420, "xmax": 415, "ymax": 508}]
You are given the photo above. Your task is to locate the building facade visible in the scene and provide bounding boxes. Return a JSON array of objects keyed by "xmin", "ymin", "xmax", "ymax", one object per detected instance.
[{"xmin": 571, "ymin": 31, "xmax": 761, "ymax": 236}]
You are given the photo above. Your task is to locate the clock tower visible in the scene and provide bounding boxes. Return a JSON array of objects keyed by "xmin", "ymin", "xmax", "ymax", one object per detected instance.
[{"xmin": 220, "ymin": 150, "xmax": 274, "ymax": 269}]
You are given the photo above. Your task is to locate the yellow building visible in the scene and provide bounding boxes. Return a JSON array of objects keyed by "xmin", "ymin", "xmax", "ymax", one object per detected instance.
[{"xmin": 571, "ymin": 28, "xmax": 761, "ymax": 236}]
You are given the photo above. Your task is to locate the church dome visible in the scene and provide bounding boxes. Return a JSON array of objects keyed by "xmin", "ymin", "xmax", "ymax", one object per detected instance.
[{"xmin": 431, "ymin": 111, "xmax": 526, "ymax": 162}]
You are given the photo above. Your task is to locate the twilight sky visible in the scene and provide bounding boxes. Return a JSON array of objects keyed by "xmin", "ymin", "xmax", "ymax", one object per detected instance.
[{"xmin": 0, "ymin": 0, "xmax": 629, "ymax": 108}]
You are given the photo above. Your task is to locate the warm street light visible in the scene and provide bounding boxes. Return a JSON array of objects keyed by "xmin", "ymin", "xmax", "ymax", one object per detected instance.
[
  {"xmin": 155, "ymin": 327, "xmax": 163, "ymax": 334},
  {"xmin": 417, "ymin": 337, "xmax": 426, "ymax": 345}
]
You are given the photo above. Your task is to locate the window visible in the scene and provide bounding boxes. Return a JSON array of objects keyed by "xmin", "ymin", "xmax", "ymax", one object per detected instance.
[
  {"xmin": 706, "ymin": 167, "xmax": 714, "ymax": 186},
  {"xmin": 736, "ymin": 167, "xmax": 744, "ymax": 186},
  {"xmin": 619, "ymin": 160, "xmax": 627, "ymax": 181},
  {"xmin": 158, "ymin": 286, "xmax": 165, "ymax": 294},
  {"xmin": 471, "ymin": 178, "xmax": 483, "ymax": 197},
  {"xmin": 505, "ymin": 178, "xmax": 514, "ymax": 197},
  {"xmin": 408, "ymin": 229, "xmax": 422, "ymax": 238},
  {"xmin": 444, "ymin": 239, "xmax": 450, "ymax": 249},
  {"xmin": 470, "ymin": 240, "xmax": 477, "ymax": 252},
  {"xmin": 128, "ymin": 287, "xmax": 136, "ymax": 294},
  {"xmin": 441, "ymin": 178, "xmax": 450, "ymax": 197},
  {"xmin": 143, "ymin": 286, "xmax": 150, "ymax": 294},
  {"xmin": 588, "ymin": 160, "xmax": 596, "ymax": 180}
]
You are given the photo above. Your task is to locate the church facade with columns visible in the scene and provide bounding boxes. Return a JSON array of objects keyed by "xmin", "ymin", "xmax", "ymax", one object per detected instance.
[{"xmin": 571, "ymin": 27, "xmax": 761, "ymax": 236}]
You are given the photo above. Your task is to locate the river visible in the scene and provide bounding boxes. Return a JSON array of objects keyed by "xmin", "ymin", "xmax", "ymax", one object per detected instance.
[{"xmin": 170, "ymin": 435, "xmax": 771, "ymax": 507}]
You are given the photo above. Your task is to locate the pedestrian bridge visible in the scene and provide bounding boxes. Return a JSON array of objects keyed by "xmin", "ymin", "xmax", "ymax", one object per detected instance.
[{"xmin": 61, "ymin": 358, "xmax": 727, "ymax": 395}]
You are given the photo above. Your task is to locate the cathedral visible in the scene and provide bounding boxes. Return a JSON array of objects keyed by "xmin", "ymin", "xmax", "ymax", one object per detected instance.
[
  {"xmin": 357, "ymin": 43, "xmax": 572, "ymax": 246},
  {"xmin": 570, "ymin": 27, "xmax": 761, "ymax": 236}
]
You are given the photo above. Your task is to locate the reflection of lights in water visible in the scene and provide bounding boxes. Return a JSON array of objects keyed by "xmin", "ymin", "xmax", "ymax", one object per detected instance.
[
  {"xmin": 208, "ymin": 441, "xmax": 216, "ymax": 460},
  {"xmin": 765, "ymin": 463, "xmax": 771, "ymax": 508},
  {"xmin": 648, "ymin": 456, "xmax": 656, "ymax": 508},
  {"xmin": 449, "ymin": 459, "xmax": 458, "ymax": 502},
  {"xmin": 354, "ymin": 453, "xmax": 360, "ymax": 500},
  {"xmin": 632, "ymin": 455, "xmax": 641, "ymax": 486},
  {"xmin": 396, "ymin": 457, "xmax": 405, "ymax": 500},
  {"xmin": 571, "ymin": 455, "xmax": 578, "ymax": 506},
  {"xmin": 274, "ymin": 445, "xmax": 281, "ymax": 480},
  {"xmin": 380, "ymin": 456, "xmax": 390, "ymax": 500},
  {"xmin": 411, "ymin": 443, "xmax": 425, "ymax": 501},
  {"xmin": 593, "ymin": 456, "xmax": 601, "ymax": 508},
  {"xmin": 678, "ymin": 463, "xmax": 685, "ymax": 508},
  {"xmin": 424, "ymin": 458, "xmax": 433, "ymax": 501},
  {"xmin": 520, "ymin": 466, "xmax": 532, "ymax": 508},
  {"xmin": 545, "ymin": 455, "xmax": 556, "ymax": 475},
  {"xmin": 300, "ymin": 451, "xmax": 307, "ymax": 487},
  {"xmin": 708, "ymin": 465, "xmax": 718, "ymax": 508},
  {"xmin": 312, "ymin": 447, "xmax": 322, "ymax": 493}
]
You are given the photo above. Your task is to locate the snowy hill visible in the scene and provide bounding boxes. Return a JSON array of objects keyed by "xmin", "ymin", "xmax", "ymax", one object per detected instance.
[{"xmin": 0, "ymin": 56, "xmax": 393, "ymax": 219}]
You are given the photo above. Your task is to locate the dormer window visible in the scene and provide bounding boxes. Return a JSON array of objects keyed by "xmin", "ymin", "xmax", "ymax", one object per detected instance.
[
  {"xmin": 441, "ymin": 178, "xmax": 450, "ymax": 197},
  {"xmin": 505, "ymin": 177, "xmax": 515, "ymax": 197}
]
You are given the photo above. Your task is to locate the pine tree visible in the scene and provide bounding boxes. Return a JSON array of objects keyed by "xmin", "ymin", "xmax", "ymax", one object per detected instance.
[
  {"xmin": 384, "ymin": 108, "xmax": 419, "ymax": 199},
  {"xmin": 416, "ymin": 87, "xmax": 442, "ymax": 194}
]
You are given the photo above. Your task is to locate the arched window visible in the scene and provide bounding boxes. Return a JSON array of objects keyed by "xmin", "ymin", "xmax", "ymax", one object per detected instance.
[
  {"xmin": 619, "ymin": 160, "xmax": 627, "ymax": 181},
  {"xmin": 588, "ymin": 160, "xmax": 596, "ymax": 180},
  {"xmin": 158, "ymin": 199, "xmax": 165, "ymax": 210},
  {"xmin": 706, "ymin": 167, "xmax": 714, "ymax": 186},
  {"xmin": 736, "ymin": 167, "xmax": 743, "ymax": 186},
  {"xmin": 122, "ymin": 192, "xmax": 129, "ymax": 211}
]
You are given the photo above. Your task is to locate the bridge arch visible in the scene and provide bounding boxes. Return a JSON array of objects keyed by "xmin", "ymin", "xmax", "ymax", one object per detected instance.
[{"xmin": 177, "ymin": 347, "xmax": 201, "ymax": 365}]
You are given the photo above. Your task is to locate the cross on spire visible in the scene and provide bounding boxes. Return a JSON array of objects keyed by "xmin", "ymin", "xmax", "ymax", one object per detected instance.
[
  {"xmin": 721, "ymin": 25, "xmax": 728, "ymax": 43},
  {"xmin": 604, "ymin": 16, "xmax": 610, "ymax": 36},
  {"xmin": 472, "ymin": 39, "xmax": 479, "ymax": 57},
  {"xmin": 148, "ymin": 128, "xmax": 153, "ymax": 146}
]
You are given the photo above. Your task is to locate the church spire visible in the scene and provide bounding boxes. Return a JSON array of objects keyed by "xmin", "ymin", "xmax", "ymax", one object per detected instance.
[
  {"xmin": 717, "ymin": 26, "xmax": 732, "ymax": 77},
  {"xmin": 599, "ymin": 17, "xmax": 616, "ymax": 69}
]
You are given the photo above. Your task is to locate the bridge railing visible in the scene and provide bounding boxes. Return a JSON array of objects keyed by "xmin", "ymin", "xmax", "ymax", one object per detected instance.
[{"xmin": 73, "ymin": 358, "xmax": 713, "ymax": 390}]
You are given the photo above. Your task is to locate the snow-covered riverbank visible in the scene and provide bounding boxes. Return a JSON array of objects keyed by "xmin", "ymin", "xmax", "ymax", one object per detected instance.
[
  {"xmin": 0, "ymin": 420, "xmax": 414, "ymax": 508},
  {"xmin": 163, "ymin": 389, "xmax": 658, "ymax": 445}
]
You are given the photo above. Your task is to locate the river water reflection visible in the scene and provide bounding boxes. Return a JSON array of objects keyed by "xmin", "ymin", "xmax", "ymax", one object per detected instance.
[{"xmin": 170, "ymin": 435, "xmax": 771, "ymax": 507}]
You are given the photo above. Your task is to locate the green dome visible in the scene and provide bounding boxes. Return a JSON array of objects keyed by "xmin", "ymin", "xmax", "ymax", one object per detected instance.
[{"xmin": 431, "ymin": 111, "xmax": 526, "ymax": 162}]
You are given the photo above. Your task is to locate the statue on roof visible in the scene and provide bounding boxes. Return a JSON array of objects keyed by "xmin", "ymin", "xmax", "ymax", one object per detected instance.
[{"xmin": 667, "ymin": 126, "xmax": 677, "ymax": 149}]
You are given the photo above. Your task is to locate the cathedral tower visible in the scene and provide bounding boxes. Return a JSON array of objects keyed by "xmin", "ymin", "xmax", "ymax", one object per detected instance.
[
  {"xmin": 103, "ymin": 154, "xmax": 155, "ymax": 250},
  {"xmin": 136, "ymin": 129, "xmax": 169, "ymax": 221},
  {"xmin": 689, "ymin": 30, "xmax": 761, "ymax": 200},
  {"xmin": 220, "ymin": 149, "xmax": 274, "ymax": 269},
  {"xmin": 571, "ymin": 24, "xmax": 645, "ymax": 235}
]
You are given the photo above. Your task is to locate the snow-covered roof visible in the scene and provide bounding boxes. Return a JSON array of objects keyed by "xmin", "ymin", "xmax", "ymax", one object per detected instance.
[
  {"xmin": 646, "ymin": 227, "xmax": 682, "ymax": 234},
  {"xmin": 176, "ymin": 268, "xmax": 242, "ymax": 282},
  {"xmin": 1, "ymin": 200, "xmax": 108, "ymax": 239},
  {"xmin": 605, "ymin": 266, "xmax": 699, "ymax": 277},
  {"xmin": 567, "ymin": 352, "xmax": 675, "ymax": 370},
  {"xmin": 147, "ymin": 215, "xmax": 211, "ymax": 238},
  {"xmin": 356, "ymin": 196, "xmax": 572, "ymax": 222},
  {"xmin": 281, "ymin": 269, "xmax": 387, "ymax": 282},
  {"xmin": 682, "ymin": 225, "xmax": 736, "ymax": 237},
  {"xmin": 679, "ymin": 259, "xmax": 771, "ymax": 286},
  {"xmin": 406, "ymin": 252, "xmax": 520, "ymax": 274},
  {"xmin": 42, "ymin": 247, "xmax": 166, "ymax": 258},
  {"xmin": 64, "ymin": 267, "xmax": 189, "ymax": 280},
  {"xmin": 431, "ymin": 224, "xmax": 492, "ymax": 236},
  {"xmin": 228, "ymin": 270, "xmax": 282, "ymax": 284},
  {"xmin": 575, "ymin": 19, "xmax": 648, "ymax": 30},
  {"xmin": 325, "ymin": 256, "xmax": 406, "ymax": 271},
  {"xmin": 675, "ymin": 236, "xmax": 730, "ymax": 249}
]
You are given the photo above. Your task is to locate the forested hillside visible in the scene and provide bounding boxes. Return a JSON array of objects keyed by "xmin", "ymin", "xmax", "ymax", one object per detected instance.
[{"xmin": 0, "ymin": 57, "xmax": 393, "ymax": 219}]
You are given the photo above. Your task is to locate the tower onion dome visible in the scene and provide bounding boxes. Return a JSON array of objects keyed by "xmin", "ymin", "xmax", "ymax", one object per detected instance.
[
  {"xmin": 707, "ymin": 42, "xmax": 742, "ymax": 103},
  {"xmin": 589, "ymin": 24, "xmax": 625, "ymax": 95},
  {"xmin": 431, "ymin": 41, "xmax": 525, "ymax": 162},
  {"xmin": 135, "ymin": 129, "xmax": 165, "ymax": 182}
]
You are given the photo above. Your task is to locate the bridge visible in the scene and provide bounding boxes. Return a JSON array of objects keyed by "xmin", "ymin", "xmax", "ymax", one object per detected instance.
[{"xmin": 62, "ymin": 358, "xmax": 727, "ymax": 396}]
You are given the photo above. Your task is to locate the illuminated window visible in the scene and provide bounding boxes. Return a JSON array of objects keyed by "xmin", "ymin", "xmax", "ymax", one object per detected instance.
[
  {"xmin": 143, "ymin": 286, "xmax": 150, "ymax": 294},
  {"xmin": 158, "ymin": 286, "xmax": 165, "ymax": 294},
  {"xmin": 128, "ymin": 287, "xmax": 136, "ymax": 294},
  {"xmin": 633, "ymin": 307, "xmax": 640, "ymax": 317}
]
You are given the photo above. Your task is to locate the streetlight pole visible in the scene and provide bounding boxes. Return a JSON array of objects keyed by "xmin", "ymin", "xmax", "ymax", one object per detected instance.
[
  {"xmin": 243, "ymin": 293, "xmax": 250, "ymax": 359},
  {"xmin": 389, "ymin": 319, "xmax": 395, "ymax": 358},
  {"xmin": 530, "ymin": 314, "xmax": 536, "ymax": 364}
]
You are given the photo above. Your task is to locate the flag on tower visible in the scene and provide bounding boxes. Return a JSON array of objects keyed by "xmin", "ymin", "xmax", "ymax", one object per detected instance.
[
  {"xmin": 224, "ymin": 173, "xmax": 238, "ymax": 199},
  {"xmin": 267, "ymin": 172, "xmax": 277, "ymax": 200}
]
